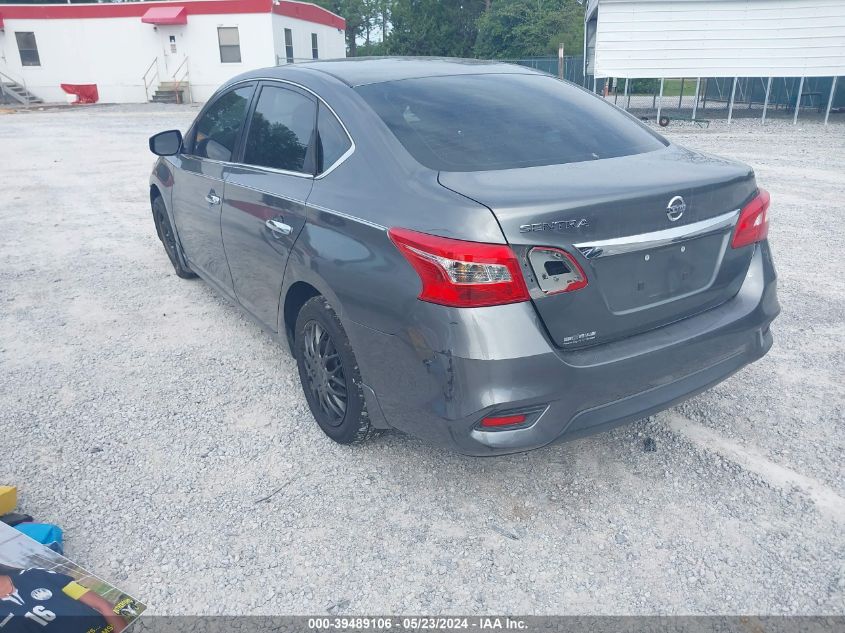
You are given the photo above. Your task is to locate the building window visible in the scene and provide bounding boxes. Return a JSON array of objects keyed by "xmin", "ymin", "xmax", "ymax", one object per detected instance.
[
  {"xmin": 15, "ymin": 32, "xmax": 41, "ymax": 67},
  {"xmin": 218, "ymin": 27, "xmax": 242, "ymax": 64},
  {"xmin": 284, "ymin": 28, "xmax": 294, "ymax": 63},
  {"xmin": 311, "ymin": 33, "xmax": 319, "ymax": 60}
]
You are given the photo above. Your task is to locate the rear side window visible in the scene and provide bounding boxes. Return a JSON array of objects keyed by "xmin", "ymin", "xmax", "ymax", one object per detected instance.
[
  {"xmin": 192, "ymin": 85, "xmax": 253, "ymax": 161},
  {"xmin": 243, "ymin": 85, "xmax": 316, "ymax": 173},
  {"xmin": 355, "ymin": 74, "xmax": 667, "ymax": 172},
  {"xmin": 317, "ymin": 106, "xmax": 351, "ymax": 173}
]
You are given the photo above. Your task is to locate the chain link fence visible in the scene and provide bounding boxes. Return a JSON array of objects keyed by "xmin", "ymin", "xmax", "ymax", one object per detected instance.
[
  {"xmin": 600, "ymin": 75, "xmax": 843, "ymax": 125},
  {"xmin": 497, "ymin": 56, "xmax": 585, "ymax": 86},
  {"xmin": 504, "ymin": 57, "xmax": 843, "ymax": 126}
]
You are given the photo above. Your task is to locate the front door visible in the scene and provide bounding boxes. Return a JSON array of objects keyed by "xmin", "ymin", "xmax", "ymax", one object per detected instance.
[
  {"xmin": 157, "ymin": 26, "xmax": 186, "ymax": 77},
  {"xmin": 171, "ymin": 83, "xmax": 255, "ymax": 295},
  {"xmin": 221, "ymin": 82, "xmax": 316, "ymax": 330}
]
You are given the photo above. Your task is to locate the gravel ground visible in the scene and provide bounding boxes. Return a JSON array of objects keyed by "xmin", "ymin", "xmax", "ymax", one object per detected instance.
[{"xmin": 0, "ymin": 104, "xmax": 843, "ymax": 616}]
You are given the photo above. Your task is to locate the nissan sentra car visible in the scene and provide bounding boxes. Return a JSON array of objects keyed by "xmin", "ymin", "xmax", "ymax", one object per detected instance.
[{"xmin": 148, "ymin": 58, "xmax": 779, "ymax": 455}]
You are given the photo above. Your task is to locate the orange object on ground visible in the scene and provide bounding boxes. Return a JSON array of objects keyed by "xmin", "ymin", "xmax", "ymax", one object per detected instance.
[{"xmin": 0, "ymin": 486, "xmax": 17, "ymax": 515}]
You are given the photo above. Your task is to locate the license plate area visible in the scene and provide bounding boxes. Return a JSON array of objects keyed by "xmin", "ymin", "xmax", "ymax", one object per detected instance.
[{"xmin": 591, "ymin": 233, "xmax": 727, "ymax": 313}]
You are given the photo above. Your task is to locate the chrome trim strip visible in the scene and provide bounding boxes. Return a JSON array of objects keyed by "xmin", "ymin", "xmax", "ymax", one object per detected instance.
[
  {"xmin": 224, "ymin": 179, "xmax": 306, "ymax": 205},
  {"xmin": 228, "ymin": 161, "xmax": 313, "ymax": 180},
  {"xmin": 308, "ymin": 202, "xmax": 387, "ymax": 231},
  {"xmin": 574, "ymin": 209, "xmax": 739, "ymax": 259}
]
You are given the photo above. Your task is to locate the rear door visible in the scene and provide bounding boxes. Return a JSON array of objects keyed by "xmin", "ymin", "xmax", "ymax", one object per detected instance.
[
  {"xmin": 172, "ymin": 83, "xmax": 254, "ymax": 294},
  {"xmin": 221, "ymin": 81, "xmax": 316, "ymax": 330}
]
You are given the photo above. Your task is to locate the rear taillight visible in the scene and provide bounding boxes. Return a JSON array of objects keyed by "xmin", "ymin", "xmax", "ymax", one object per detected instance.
[
  {"xmin": 731, "ymin": 189, "xmax": 770, "ymax": 249},
  {"xmin": 388, "ymin": 227, "xmax": 529, "ymax": 308}
]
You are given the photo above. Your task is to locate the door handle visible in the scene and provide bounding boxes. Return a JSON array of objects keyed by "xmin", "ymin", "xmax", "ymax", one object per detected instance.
[
  {"xmin": 205, "ymin": 192, "xmax": 221, "ymax": 205},
  {"xmin": 265, "ymin": 218, "xmax": 292, "ymax": 236}
]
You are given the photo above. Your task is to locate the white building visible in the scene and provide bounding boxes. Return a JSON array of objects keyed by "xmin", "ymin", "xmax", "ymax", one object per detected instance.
[
  {"xmin": 585, "ymin": 0, "xmax": 845, "ymax": 79},
  {"xmin": 584, "ymin": 0, "xmax": 845, "ymax": 121},
  {"xmin": 0, "ymin": 0, "xmax": 347, "ymax": 104}
]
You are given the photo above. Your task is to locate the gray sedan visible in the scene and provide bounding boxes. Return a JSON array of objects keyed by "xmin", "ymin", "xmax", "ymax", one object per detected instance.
[{"xmin": 148, "ymin": 58, "xmax": 778, "ymax": 455}]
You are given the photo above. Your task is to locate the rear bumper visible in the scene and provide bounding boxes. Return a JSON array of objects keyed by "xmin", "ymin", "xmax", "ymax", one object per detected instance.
[{"xmin": 347, "ymin": 242, "xmax": 779, "ymax": 456}]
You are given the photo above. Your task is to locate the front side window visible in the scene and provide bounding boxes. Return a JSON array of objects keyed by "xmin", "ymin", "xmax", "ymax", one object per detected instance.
[
  {"xmin": 15, "ymin": 32, "xmax": 40, "ymax": 67},
  {"xmin": 311, "ymin": 33, "xmax": 319, "ymax": 60},
  {"xmin": 355, "ymin": 74, "xmax": 667, "ymax": 172},
  {"xmin": 317, "ymin": 106, "xmax": 351, "ymax": 173},
  {"xmin": 243, "ymin": 85, "xmax": 316, "ymax": 173},
  {"xmin": 192, "ymin": 85, "xmax": 253, "ymax": 161},
  {"xmin": 284, "ymin": 28, "xmax": 294, "ymax": 63},
  {"xmin": 218, "ymin": 27, "xmax": 242, "ymax": 63}
]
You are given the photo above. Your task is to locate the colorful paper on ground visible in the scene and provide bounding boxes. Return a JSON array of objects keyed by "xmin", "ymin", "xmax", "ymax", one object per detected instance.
[{"xmin": 0, "ymin": 522, "xmax": 146, "ymax": 631}]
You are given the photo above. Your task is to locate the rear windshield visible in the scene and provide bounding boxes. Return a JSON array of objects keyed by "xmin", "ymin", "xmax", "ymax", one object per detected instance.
[{"xmin": 355, "ymin": 73, "xmax": 666, "ymax": 172}]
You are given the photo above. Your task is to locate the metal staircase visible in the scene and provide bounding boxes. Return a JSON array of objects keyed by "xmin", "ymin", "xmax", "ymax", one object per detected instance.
[
  {"xmin": 0, "ymin": 70, "xmax": 43, "ymax": 106},
  {"xmin": 144, "ymin": 56, "xmax": 191, "ymax": 104}
]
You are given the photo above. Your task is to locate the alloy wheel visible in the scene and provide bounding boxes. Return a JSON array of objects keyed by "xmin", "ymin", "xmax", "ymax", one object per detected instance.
[
  {"xmin": 302, "ymin": 320, "xmax": 347, "ymax": 426},
  {"xmin": 157, "ymin": 208, "xmax": 178, "ymax": 263}
]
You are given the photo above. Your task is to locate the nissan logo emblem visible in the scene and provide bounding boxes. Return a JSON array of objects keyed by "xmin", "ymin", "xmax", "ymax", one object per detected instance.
[{"xmin": 666, "ymin": 196, "xmax": 686, "ymax": 222}]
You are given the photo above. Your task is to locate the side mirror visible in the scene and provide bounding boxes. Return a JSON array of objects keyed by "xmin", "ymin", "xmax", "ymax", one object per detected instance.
[{"xmin": 149, "ymin": 130, "xmax": 183, "ymax": 156}]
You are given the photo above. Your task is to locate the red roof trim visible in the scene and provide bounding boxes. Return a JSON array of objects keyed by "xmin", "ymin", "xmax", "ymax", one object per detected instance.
[
  {"xmin": 0, "ymin": 0, "xmax": 268, "ymax": 21},
  {"xmin": 141, "ymin": 6, "xmax": 188, "ymax": 25},
  {"xmin": 272, "ymin": 1, "xmax": 345, "ymax": 30},
  {"xmin": 0, "ymin": 0, "xmax": 345, "ymax": 29},
  {"xmin": 0, "ymin": 15, "xmax": 4, "ymax": 29}
]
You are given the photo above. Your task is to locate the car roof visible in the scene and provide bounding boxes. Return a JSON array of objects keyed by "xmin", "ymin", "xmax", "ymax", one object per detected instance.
[{"xmin": 252, "ymin": 57, "xmax": 542, "ymax": 88}]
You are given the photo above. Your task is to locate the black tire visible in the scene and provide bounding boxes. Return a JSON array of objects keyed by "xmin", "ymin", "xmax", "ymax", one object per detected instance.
[
  {"xmin": 152, "ymin": 195, "xmax": 196, "ymax": 279},
  {"xmin": 294, "ymin": 296, "xmax": 375, "ymax": 444},
  {"xmin": 658, "ymin": 115, "xmax": 671, "ymax": 127}
]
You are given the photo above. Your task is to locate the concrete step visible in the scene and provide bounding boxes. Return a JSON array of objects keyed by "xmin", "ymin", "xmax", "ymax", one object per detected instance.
[
  {"xmin": 151, "ymin": 92, "xmax": 184, "ymax": 104},
  {"xmin": 151, "ymin": 82, "xmax": 189, "ymax": 103}
]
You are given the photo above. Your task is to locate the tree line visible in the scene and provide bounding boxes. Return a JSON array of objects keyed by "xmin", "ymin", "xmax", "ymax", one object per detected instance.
[{"xmin": 313, "ymin": 0, "xmax": 585, "ymax": 60}]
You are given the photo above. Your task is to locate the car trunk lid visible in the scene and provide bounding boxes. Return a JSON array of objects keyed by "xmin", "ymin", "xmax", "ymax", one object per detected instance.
[{"xmin": 439, "ymin": 145, "xmax": 759, "ymax": 348}]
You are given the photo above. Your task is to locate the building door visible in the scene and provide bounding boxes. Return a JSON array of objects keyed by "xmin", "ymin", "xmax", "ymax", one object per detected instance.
[{"xmin": 158, "ymin": 26, "xmax": 187, "ymax": 79}]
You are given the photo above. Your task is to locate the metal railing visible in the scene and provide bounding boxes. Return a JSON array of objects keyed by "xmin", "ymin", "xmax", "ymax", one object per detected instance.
[
  {"xmin": 171, "ymin": 56, "xmax": 191, "ymax": 104},
  {"xmin": 142, "ymin": 57, "xmax": 159, "ymax": 102},
  {"xmin": 0, "ymin": 67, "xmax": 33, "ymax": 107}
]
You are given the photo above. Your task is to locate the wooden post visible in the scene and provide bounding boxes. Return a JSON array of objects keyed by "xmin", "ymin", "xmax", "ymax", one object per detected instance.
[{"xmin": 678, "ymin": 78, "xmax": 684, "ymax": 109}]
